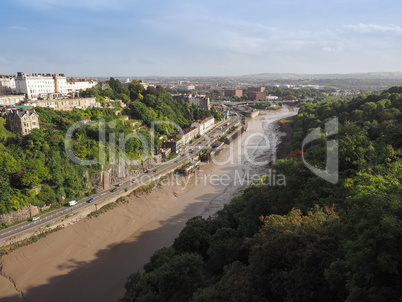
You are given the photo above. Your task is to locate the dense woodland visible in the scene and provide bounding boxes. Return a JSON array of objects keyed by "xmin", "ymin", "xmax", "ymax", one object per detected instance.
[
  {"xmin": 121, "ymin": 87, "xmax": 402, "ymax": 301},
  {"xmin": 0, "ymin": 79, "xmax": 222, "ymax": 217},
  {"xmin": 264, "ymin": 86, "xmax": 328, "ymax": 100}
]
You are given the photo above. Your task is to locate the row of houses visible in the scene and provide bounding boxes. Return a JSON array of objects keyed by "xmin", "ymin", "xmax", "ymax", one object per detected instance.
[
  {"xmin": 0, "ymin": 72, "xmax": 97, "ymax": 100},
  {"xmin": 30, "ymin": 97, "xmax": 100, "ymax": 110},
  {"xmin": 161, "ymin": 116, "xmax": 215, "ymax": 156}
]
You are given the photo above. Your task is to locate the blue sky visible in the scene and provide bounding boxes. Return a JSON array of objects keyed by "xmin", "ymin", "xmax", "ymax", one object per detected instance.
[{"xmin": 1, "ymin": 0, "xmax": 402, "ymax": 76}]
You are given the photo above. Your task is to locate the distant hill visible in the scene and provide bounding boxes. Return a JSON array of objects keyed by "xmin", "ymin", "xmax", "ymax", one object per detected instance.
[{"xmin": 240, "ymin": 72, "xmax": 402, "ymax": 80}]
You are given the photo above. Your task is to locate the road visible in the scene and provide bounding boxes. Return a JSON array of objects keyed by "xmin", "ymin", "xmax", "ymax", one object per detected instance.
[{"xmin": 0, "ymin": 115, "xmax": 239, "ymax": 244}]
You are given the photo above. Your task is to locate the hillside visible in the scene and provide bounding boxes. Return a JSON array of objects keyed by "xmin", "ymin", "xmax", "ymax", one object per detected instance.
[{"xmin": 0, "ymin": 79, "xmax": 222, "ymax": 218}]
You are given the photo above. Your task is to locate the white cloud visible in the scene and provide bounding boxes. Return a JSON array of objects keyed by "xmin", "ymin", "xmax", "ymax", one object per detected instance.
[
  {"xmin": 145, "ymin": 11, "xmax": 345, "ymax": 58},
  {"xmin": 7, "ymin": 25, "xmax": 29, "ymax": 31},
  {"xmin": 345, "ymin": 23, "xmax": 402, "ymax": 34}
]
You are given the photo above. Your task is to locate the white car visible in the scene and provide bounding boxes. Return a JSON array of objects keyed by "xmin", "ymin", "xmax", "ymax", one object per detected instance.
[
  {"xmin": 68, "ymin": 200, "xmax": 77, "ymax": 206},
  {"xmin": 32, "ymin": 216, "xmax": 40, "ymax": 221}
]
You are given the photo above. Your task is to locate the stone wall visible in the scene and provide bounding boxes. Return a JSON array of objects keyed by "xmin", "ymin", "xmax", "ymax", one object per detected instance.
[
  {"xmin": 0, "ymin": 205, "xmax": 39, "ymax": 225},
  {"xmin": 90, "ymin": 159, "xmax": 150, "ymax": 190}
]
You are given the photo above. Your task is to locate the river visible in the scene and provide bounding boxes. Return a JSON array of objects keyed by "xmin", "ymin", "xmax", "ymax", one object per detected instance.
[{"xmin": 0, "ymin": 106, "xmax": 298, "ymax": 302}]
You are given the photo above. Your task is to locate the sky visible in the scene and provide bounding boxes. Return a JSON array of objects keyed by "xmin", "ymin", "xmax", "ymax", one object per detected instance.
[{"xmin": 1, "ymin": 0, "xmax": 402, "ymax": 77}]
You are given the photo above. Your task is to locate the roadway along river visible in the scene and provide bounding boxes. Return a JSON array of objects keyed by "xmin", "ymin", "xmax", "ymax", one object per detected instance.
[{"xmin": 0, "ymin": 106, "xmax": 298, "ymax": 302}]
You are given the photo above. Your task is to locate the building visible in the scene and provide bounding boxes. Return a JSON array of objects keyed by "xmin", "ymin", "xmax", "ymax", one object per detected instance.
[
  {"xmin": 31, "ymin": 97, "xmax": 99, "ymax": 110},
  {"xmin": 139, "ymin": 81, "xmax": 152, "ymax": 90},
  {"xmin": 224, "ymin": 89, "xmax": 243, "ymax": 97},
  {"xmin": 164, "ymin": 139, "xmax": 183, "ymax": 154},
  {"xmin": 0, "ymin": 75, "xmax": 16, "ymax": 95},
  {"xmin": 248, "ymin": 91, "xmax": 267, "ymax": 101},
  {"xmin": 0, "ymin": 95, "xmax": 25, "ymax": 107},
  {"xmin": 172, "ymin": 94, "xmax": 211, "ymax": 111},
  {"xmin": 181, "ymin": 127, "xmax": 199, "ymax": 145},
  {"xmin": 5, "ymin": 108, "xmax": 40, "ymax": 136},
  {"xmin": 15, "ymin": 72, "xmax": 97, "ymax": 100},
  {"xmin": 160, "ymin": 148, "xmax": 171, "ymax": 160},
  {"xmin": 188, "ymin": 96, "xmax": 210, "ymax": 111},
  {"xmin": 66, "ymin": 79, "xmax": 98, "ymax": 94},
  {"xmin": 123, "ymin": 80, "xmax": 152, "ymax": 90},
  {"xmin": 191, "ymin": 116, "xmax": 215, "ymax": 136},
  {"xmin": 15, "ymin": 72, "xmax": 68, "ymax": 99},
  {"xmin": 248, "ymin": 87, "xmax": 265, "ymax": 93},
  {"xmin": 267, "ymin": 95, "xmax": 279, "ymax": 100},
  {"xmin": 155, "ymin": 147, "xmax": 171, "ymax": 161}
]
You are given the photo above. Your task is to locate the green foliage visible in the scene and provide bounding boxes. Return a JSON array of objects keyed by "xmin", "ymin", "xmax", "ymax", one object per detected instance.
[
  {"xmin": 0, "ymin": 104, "xmax": 153, "ymax": 214},
  {"xmin": 327, "ymin": 164, "xmax": 402, "ymax": 301},
  {"xmin": 121, "ymin": 87, "xmax": 402, "ymax": 302},
  {"xmin": 121, "ymin": 252, "xmax": 206, "ymax": 302},
  {"xmin": 172, "ymin": 217, "xmax": 210, "ymax": 258},
  {"xmin": 248, "ymin": 207, "xmax": 342, "ymax": 301},
  {"xmin": 166, "ymin": 152, "xmax": 178, "ymax": 161},
  {"xmin": 87, "ymin": 203, "xmax": 117, "ymax": 218},
  {"xmin": 265, "ymin": 85, "xmax": 325, "ymax": 100},
  {"xmin": 128, "ymin": 86, "xmax": 212, "ymax": 135}
]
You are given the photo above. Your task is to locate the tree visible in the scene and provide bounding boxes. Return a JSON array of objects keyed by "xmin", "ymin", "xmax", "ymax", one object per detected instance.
[
  {"xmin": 191, "ymin": 261, "xmax": 256, "ymax": 302},
  {"xmin": 128, "ymin": 80, "xmax": 144, "ymax": 100},
  {"xmin": 249, "ymin": 206, "xmax": 342, "ymax": 302},
  {"xmin": 283, "ymin": 94, "xmax": 297, "ymax": 100},
  {"xmin": 121, "ymin": 253, "xmax": 206, "ymax": 302},
  {"xmin": 144, "ymin": 86, "xmax": 159, "ymax": 97},
  {"xmin": 173, "ymin": 216, "xmax": 210, "ymax": 258},
  {"xmin": 328, "ymin": 167, "xmax": 402, "ymax": 302},
  {"xmin": 19, "ymin": 159, "xmax": 49, "ymax": 188},
  {"xmin": 206, "ymin": 227, "xmax": 244, "ymax": 274}
]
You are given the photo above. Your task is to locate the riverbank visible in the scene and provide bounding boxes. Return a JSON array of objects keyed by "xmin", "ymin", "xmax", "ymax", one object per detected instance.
[
  {"xmin": 0, "ymin": 107, "xmax": 297, "ymax": 302},
  {"xmin": 276, "ymin": 115, "xmax": 297, "ymax": 159}
]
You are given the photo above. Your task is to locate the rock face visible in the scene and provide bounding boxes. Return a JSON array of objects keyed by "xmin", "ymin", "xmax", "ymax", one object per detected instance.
[
  {"xmin": 90, "ymin": 157, "xmax": 154, "ymax": 190},
  {"xmin": 0, "ymin": 205, "xmax": 39, "ymax": 225}
]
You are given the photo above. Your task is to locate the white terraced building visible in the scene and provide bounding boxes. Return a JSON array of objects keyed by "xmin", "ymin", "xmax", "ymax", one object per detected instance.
[
  {"xmin": 15, "ymin": 72, "xmax": 97, "ymax": 100},
  {"xmin": 0, "ymin": 75, "xmax": 16, "ymax": 95},
  {"xmin": 66, "ymin": 79, "xmax": 98, "ymax": 93}
]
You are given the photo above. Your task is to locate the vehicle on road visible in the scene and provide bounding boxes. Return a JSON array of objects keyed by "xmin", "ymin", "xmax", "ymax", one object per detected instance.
[
  {"xmin": 175, "ymin": 160, "xmax": 178, "ymax": 163},
  {"xmin": 31, "ymin": 216, "xmax": 40, "ymax": 221},
  {"xmin": 68, "ymin": 200, "xmax": 77, "ymax": 206},
  {"xmin": 131, "ymin": 179, "xmax": 137, "ymax": 183},
  {"xmin": 87, "ymin": 198, "xmax": 95, "ymax": 203},
  {"xmin": 118, "ymin": 183, "xmax": 123, "ymax": 187},
  {"xmin": 111, "ymin": 188, "xmax": 118, "ymax": 192},
  {"xmin": 153, "ymin": 169, "xmax": 158, "ymax": 172}
]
